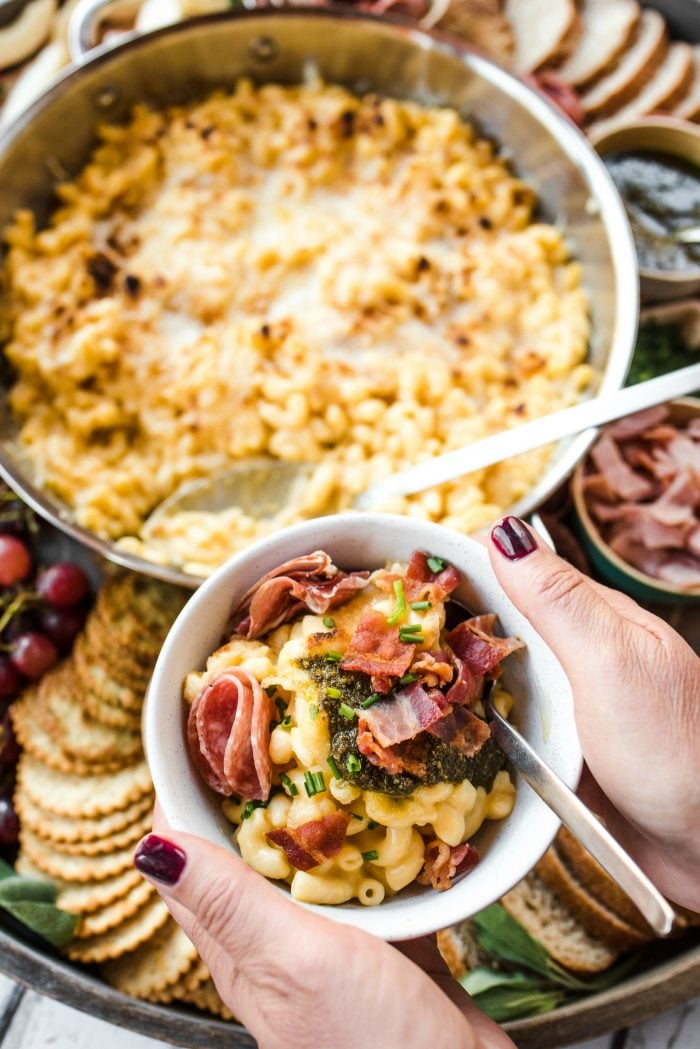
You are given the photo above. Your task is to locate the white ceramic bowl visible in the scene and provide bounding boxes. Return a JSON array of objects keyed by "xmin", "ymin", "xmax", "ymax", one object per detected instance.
[{"xmin": 145, "ymin": 514, "xmax": 582, "ymax": 940}]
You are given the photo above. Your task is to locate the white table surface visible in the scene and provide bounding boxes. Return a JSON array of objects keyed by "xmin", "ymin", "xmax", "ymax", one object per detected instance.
[{"xmin": 0, "ymin": 971, "xmax": 697, "ymax": 1048}]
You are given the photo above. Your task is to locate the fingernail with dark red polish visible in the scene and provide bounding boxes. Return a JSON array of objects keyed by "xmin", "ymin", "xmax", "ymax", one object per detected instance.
[
  {"xmin": 134, "ymin": 834, "xmax": 186, "ymax": 885},
  {"xmin": 490, "ymin": 516, "xmax": 538, "ymax": 561}
]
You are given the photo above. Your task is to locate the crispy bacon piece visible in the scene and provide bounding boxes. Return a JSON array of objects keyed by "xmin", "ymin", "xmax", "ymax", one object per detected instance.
[
  {"xmin": 445, "ymin": 653, "xmax": 483, "ymax": 708},
  {"xmin": 412, "ymin": 650, "xmax": 454, "ymax": 688},
  {"xmin": 187, "ymin": 668, "xmax": 274, "ymax": 801},
  {"xmin": 340, "ymin": 608, "xmax": 415, "ymax": 692},
  {"xmin": 418, "ymin": 840, "xmax": 480, "ymax": 891},
  {"xmin": 427, "ymin": 705, "xmax": 490, "ymax": 757},
  {"xmin": 231, "ymin": 551, "xmax": 370, "ymax": 639},
  {"xmin": 406, "ymin": 551, "xmax": 460, "ymax": 595},
  {"xmin": 360, "ymin": 682, "xmax": 448, "ymax": 747},
  {"xmin": 266, "ymin": 812, "xmax": 351, "ymax": 871},
  {"xmin": 447, "ymin": 615, "xmax": 524, "ymax": 678},
  {"xmin": 357, "ymin": 721, "xmax": 428, "ymax": 777}
]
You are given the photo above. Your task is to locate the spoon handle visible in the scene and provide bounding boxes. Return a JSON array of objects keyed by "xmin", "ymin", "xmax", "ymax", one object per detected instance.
[
  {"xmin": 486, "ymin": 702, "xmax": 676, "ymax": 938},
  {"xmin": 356, "ymin": 364, "xmax": 700, "ymax": 507}
]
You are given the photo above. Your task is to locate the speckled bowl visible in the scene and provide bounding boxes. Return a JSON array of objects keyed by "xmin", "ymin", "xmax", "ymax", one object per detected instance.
[
  {"xmin": 572, "ymin": 399, "xmax": 700, "ymax": 606},
  {"xmin": 145, "ymin": 513, "xmax": 581, "ymax": 941}
]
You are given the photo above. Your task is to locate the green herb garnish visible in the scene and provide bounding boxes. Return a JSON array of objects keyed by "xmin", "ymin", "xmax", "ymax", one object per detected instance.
[
  {"xmin": 325, "ymin": 651, "xmax": 342, "ymax": 663},
  {"xmin": 360, "ymin": 693, "xmax": 380, "ymax": 709},
  {"xmin": 427, "ymin": 555, "xmax": 446, "ymax": 573},
  {"xmin": 304, "ymin": 771, "xmax": 317, "ymax": 797},
  {"xmin": 339, "ymin": 703, "xmax": 356, "ymax": 720},
  {"xmin": 410, "ymin": 600, "xmax": 432, "ymax": 610},
  {"xmin": 279, "ymin": 773, "xmax": 298, "ymax": 796},
  {"xmin": 387, "ymin": 578, "xmax": 407, "ymax": 626},
  {"xmin": 327, "ymin": 756, "xmax": 342, "ymax": 780},
  {"xmin": 323, "ymin": 617, "xmax": 336, "ymax": 628},
  {"xmin": 0, "ymin": 860, "xmax": 79, "ymax": 949},
  {"xmin": 398, "ymin": 673, "xmax": 418, "ymax": 685},
  {"xmin": 325, "ymin": 686, "xmax": 342, "ymax": 699},
  {"xmin": 346, "ymin": 754, "xmax": 362, "ymax": 774},
  {"xmin": 241, "ymin": 800, "xmax": 263, "ymax": 819},
  {"xmin": 312, "ymin": 771, "xmax": 326, "ymax": 793},
  {"xmin": 362, "ymin": 850, "xmax": 379, "ymax": 862}
]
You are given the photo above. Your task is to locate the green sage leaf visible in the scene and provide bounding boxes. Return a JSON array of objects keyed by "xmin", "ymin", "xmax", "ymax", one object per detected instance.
[{"xmin": 1, "ymin": 900, "xmax": 79, "ymax": 949}]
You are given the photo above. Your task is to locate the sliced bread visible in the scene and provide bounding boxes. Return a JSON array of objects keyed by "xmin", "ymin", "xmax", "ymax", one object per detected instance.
[
  {"xmin": 501, "ymin": 872, "xmax": 620, "ymax": 974},
  {"xmin": 435, "ymin": 0, "xmax": 515, "ymax": 64},
  {"xmin": 506, "ymin": 0, "xmax": 579, "ymax": 74},
  {"xmin": 582, "ymin": 9, "xmax": 668, "ymax": 120},
  {"xmin": 536, "ymin": 847, "xmax": 653, "ymax": 951},
  {"xmin": 555, "ymin": 0, "xmax": 641, "ymax": 90},
  {"xmin": 437, "ymin": 919, "xmax": 489, "ymax": 980},
  {"xmin": 556, "ymin": 827, "xmax": 652, "ymax": 934},
  {"xmin": 589, "ymin": 42, "xmax": 694, "ymax": 136},
  {"xmin": 674, "ymin": 45, "xmax": 700, "ymax": 122}
]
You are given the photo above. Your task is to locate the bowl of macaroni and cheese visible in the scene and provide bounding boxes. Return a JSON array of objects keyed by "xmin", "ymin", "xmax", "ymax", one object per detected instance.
[
  {"xmin": 0, "ymin": 7, "xmax": 637, "ymax": 587},
  {"xmin": 145, "ymin": 514, "xmax": 581, "ymax": 940}
]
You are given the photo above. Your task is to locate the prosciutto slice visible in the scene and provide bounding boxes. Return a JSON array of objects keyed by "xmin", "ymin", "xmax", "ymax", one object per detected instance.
[
  {"xmin": 266, "ymin": 812, "xmax": 351, "ymax": 871},
  {"xmin": 417, "ymin": 840, "xmax": 480, "ymax": 891},
  {"xmin": 231, "ymin": 551, "xmax": 370, "ymax": 639},
  {"xmin": 426, "ymin": 705, "xmax": 490, "ymax": 757},
  {"xmin": 447, "ymin": 615, "xmax": 524, "ymax": 678},
  {"xmin": 360, "ymin": 682, "xmax": 449, "ymax": 748},
  {"xmin": 187, "ymin": 668, "xmax": 274, "ymax": 801},
  {"xmin": 340, "ymin": 608, "xmax": 415, "ymax": 692},
  {"xmin": 357, "ymin": 722, "xmax": 428, "ymax": 777}
]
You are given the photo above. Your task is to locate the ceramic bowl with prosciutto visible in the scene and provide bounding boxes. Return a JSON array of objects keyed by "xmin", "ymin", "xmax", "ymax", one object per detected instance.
[{"xmin": 145, "ymin": 514, "xmax": 581, "ymax": 940}]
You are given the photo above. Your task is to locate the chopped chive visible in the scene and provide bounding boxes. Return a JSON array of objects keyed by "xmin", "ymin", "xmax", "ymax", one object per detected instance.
[
  {"xmin": 339, "ymin": 702, "xmax": 356, "ymax": 720},
  {"xmin": 427, "ymin": 555, "xmax": 446, "ymax": 574},
  {"xmin": 410, "ymin": 600, "xmax": 432, "ymax": 610},
  {"xmin": 275, "ymin": 697, "xmax": 288, "ymax": 718},
  {"xmin": 312, "ymin": 771, "xmax": 326, "ymax": 793},
  {"xmin": 362, "ymin": 850, "xmax": 379, "ymax": 862},
  {"xmin": 327, "ymin": 756, "xmax": 342, "ymax": 780},
  {"xmin": 279, "ymin": 773, "xmax": 298, "ymax": 797},
  {"xmin": 387, "ymin": 578, "xmax": 407, "ymax": 626},
  {"xmin": 367, "ymin": 820, "xmax": 379, "ymax": 830},
  {"xmin": 399, "ymin": 622, "xmax": 422, "ymax": 633},
  {"xmin": 350, "ymin": 812, "xmax": 364, "ymax": 820},
  {"xmin": 346, "ymin": 753, "xmax": 362, "ymax": 774},
  {"xmin": 265, "ymin": 685, "xmax": 278, "ymax": 697},
  {"xmin": 398, "ymin": 672, "xmax": 418, "ymax": 685},
  {"xmin": 399, "ymin": 635, "xmax": 423, "ymax": 644},
  {"xmin": 280, "ymin": 716, "xmax": 292, "ymax": 729},
  {"xmin": 325, "ymin": 651, "xmax": 342, "ymax": 663},
  {"xmin": 323, "ymin": 617, "xmax": 336, "ymax": 628},
  {"xmin": 325, "ymin": 686, "xmax": 342, "ymax": 699},
  {"xmin": 241, "ymin": 800, "xmax": 262, "ymax": 820},
  {"xmin": 304, "ymin": 771, "xmax": 317, "ymax": 797},
  {"xmin": 360, "ymin": 693, "xmax": 380, "ymax": 709},
  {"xmin": 309, "ymin": 704, "xmax": 318, "ymax": 721}
]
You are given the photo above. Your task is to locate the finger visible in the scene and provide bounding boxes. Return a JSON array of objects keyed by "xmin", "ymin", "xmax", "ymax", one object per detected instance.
[{"xmin": 487, "ymin": 515, "xmax": 622, "ymax": 682}]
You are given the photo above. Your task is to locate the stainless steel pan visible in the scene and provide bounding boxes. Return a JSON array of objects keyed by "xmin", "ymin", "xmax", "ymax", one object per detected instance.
[{"xmin": 0, "ymin": 4, "xmax": 638, "ymax": 588}]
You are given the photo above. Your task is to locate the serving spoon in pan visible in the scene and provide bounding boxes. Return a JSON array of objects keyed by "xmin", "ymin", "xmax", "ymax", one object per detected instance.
[
  {"xmin": 482, "ymin": 681, "xmax": 676, "ymax": 937},
  {"xmin": 145, "ymin": 363, "xmax": 700, "ymax": 529}
]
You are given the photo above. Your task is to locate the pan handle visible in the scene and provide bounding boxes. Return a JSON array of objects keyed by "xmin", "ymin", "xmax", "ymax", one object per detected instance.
[{"xmin": 68, "ymin": 0, "xmax": 144, "ymax": 64}]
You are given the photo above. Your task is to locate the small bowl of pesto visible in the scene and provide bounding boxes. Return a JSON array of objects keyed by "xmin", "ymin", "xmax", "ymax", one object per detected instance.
[{"xmin": 591, "ymin": 118, "xmax": 700, "ymax": 302}]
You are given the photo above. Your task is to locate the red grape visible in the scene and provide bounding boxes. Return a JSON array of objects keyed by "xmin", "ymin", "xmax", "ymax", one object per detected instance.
[
  {"xmin": 0, "ymin": 796, "xmax": 19, "ymax": 846},
  {"xmin": 0, "ymin": 657, "xmax": 20, "ymax": 699},
  {"xmin": 0, "ymin": 536, "xmax": 31, "ymax": 586},
  {"xmin": 39, "ymin": 605, "xmax": 86, "ymax": 652},
  {"xmin": 10, "ymin": 632, "xmax": 58, "ymax": 679},
  {"xmin": 36, "ymin": 562, "xmax": 89, "ymax": 608},
  {"xmin": 0, "ymin": 712, "xmax": 19, "ymax": 770}
]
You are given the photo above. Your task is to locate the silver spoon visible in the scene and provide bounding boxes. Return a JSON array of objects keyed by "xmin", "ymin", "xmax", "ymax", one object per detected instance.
[
  {"xmin": 674, "ymin": 225, "xmax": 700, "ymax": 244},
  {"xmin": 144, "ymin": 363, "xmax": 700, "ymax": 529},
  {"xmin": 483, "ymin": 683, "xmax": 676, "ymax": 937}
]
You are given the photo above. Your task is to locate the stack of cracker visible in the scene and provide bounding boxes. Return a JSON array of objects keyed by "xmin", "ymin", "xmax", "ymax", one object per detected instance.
[{"xmin": 10, "ymin": 573, "xmax": 232, "ymax": 1020}]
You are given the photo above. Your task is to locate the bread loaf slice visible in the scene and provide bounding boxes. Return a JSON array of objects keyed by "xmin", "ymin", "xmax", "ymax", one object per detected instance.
[
  {"xmin": 506, "ymin": 0, "xmax": 579, "ymax": 74},
  {"xmin": 556, "ymin": 827, "xmax": 652, "ymax": 934},
  {"xmin": 555, "ymin": 0, "xmax": 641, "ymax": 90},
  {"xmin": 501, "ymin": 873, "xmax": 620, "ymax": 974},
  {"xmin": 589, "ymin": 42, "xmax": 694, "ymax": 136},
  {"xmin": 435, "ymin": 0, "xmax": 515, "ymax": 64},
  {"xmin": 582, "ymin": 9, "xmax": 668, "ymax": 120},
  {"xmin": 674, "ymin": 46, "xmax": 700, "ymax": 122},
  {"xmin": 437, "ymin": 919, "xmax": 489, "ymax": 980},
  {"xmin": 536, "ymin": 847, "xmax": 653, "ymax": 951}
]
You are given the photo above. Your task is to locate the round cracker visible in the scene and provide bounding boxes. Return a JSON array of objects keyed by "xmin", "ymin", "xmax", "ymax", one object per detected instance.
[
  {"xmin": 76, "ymin": 879, "xmax": 156, "ymax": 939},
  {"xmin": 81, "ymin": 622, "xmax": 155, "ymax": 686},
  {"xmin": 17, "ymin": 754, "xmax": 152, "ymax": 818},
  {"xmin": 39, "ymin": 813, "xmax": 151, "ymax": 857},
  {"xmin": 81, "ymin": 688, "xmax": 143, "ymax": 731},
  {"xmin": 73, "ymin": 645, "xmax": 145, "ymax": 712},
  {"xmin": 15, "ymin": 791, "xmax": 154, "ymax": 844},
  {"xmin": 14, "ymin": 852, "xmax": 145, "ymax": 914},
  {"xmin": 12, "ymin": 696, "xmax": 126, "ymax": 776},
  {"xmin": 101, "ymin": 919, "xmax": 199, "ymax": 996},
  {"xmin": 180, "ymin": 978, "xmax": 235, "ymax": 1020},
  {"xmin": 143, "ymin": 958, "xmax": 209, "ymax": 1003},
  {"xmin": 20, "ymin": 827, "xmax": 138, "ymax": 882},
  {"xmin": 65, "ymin": 895, "xmax": 170, "ymax": 963}
]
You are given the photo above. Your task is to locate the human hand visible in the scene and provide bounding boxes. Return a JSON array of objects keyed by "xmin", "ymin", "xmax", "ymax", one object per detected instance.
[
  {"xmin": 488, "ymin": 516, "xmax": 700, "ymax": 911},
  {"xmin": 134, "ymin": 805, "xmax": 515, "ymax": 1049}
]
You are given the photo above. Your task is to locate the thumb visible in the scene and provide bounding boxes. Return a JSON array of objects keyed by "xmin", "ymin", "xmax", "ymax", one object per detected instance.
[{"xmin": 486, "ymin": 515, "xmax": 617, "ymax": 684}]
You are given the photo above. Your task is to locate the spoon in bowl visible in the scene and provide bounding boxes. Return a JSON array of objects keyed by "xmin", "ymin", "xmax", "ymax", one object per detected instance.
[
  {"xmin": 145, "ymin": 363, "xmax": 700, "ymax": 529},
  {"xmin": 483, "ymin": 683, "xmax": 676, "ymax": 938}
]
